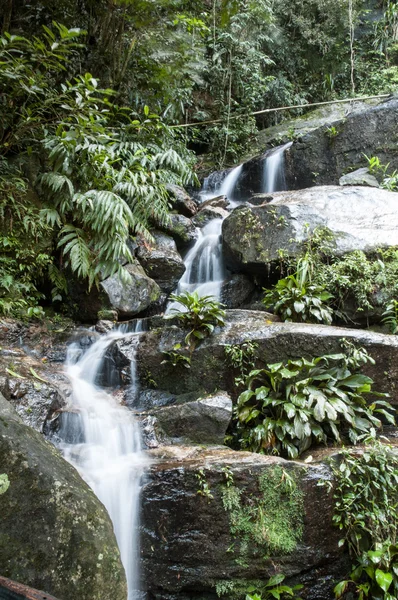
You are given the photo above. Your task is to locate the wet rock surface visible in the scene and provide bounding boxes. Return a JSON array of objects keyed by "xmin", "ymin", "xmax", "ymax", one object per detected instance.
[
  {"xmin": 222, "ymin": 186, "xmax": 398, "ymax": 274},
  {"xmin": 146, "ymin": 391, "xmax": 233, "ymax": 445},
  {"xmin": 141, "ymin": 445, "xmax": 348, "ymax": 600},
  {"xmin": 166, "ymin": 184, "xmax": 198, "ymax": 217},
  {"xmin": 220, "ymin": 273, "xmax": 256, "ymax": 309},
  {"xmin": 159, "ymin": 214, "xmax": 198, "ymax": 248},
  {"xmin": 0, "ymin": 393, "xmax": 127, "ymax": 600},
  {"xmin": 137, "ymin": 231, "xmax": 186, "ymax": 293},
  {"xmin": 101, "ymin": 262, "xmax": 162, "ymax": 318},
  {"xmin": 193, "ymin": 205, "xmax": 229, "ymax": 228}
]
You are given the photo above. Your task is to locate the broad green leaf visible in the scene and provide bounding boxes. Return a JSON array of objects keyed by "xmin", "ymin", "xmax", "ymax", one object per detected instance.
[{"xmin": 375, "ymin": 569, "xmax": 393, "ymax": 592}]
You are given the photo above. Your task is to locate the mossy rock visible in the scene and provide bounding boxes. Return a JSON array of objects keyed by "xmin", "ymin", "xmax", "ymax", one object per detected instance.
[{"xmin": 0, "ymin": 393, "xmax": 127, "ymax": 600}]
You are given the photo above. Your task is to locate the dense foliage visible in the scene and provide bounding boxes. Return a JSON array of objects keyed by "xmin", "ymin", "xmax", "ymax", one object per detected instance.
[
  {"xmin": 1, "ymin": 1, "xmax": 397, "ymax": 317},
  {"xmin": 231, "ymin": 343, "xmax": 394, "ymax": 459},
  {"xmin": 165, "ymin": 291, "xmax": 226, "ymax": 348},
  {"xmin": 0, "ymin": 23, "xmax": 196, "ymax": 316},
  {"xmin": 263, "ymin": 255, "xmax": 334, "ymax": 325},
  {"xmin": 332, "ymin": 439, "xmax": 398, "ymax": 600}
]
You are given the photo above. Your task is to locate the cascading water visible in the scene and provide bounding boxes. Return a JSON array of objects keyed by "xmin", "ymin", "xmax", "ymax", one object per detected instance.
[
  {"xmin": 60, "ymin": 323, "xmax": 147, "ymax": 600},
  {"xmin": 262, "ymin": 141, "xmax": 292, "ymax": 193},
  {"xmin": 168, "ymin": 218, "xmax": 226, "ymax": 309},
  {"xmin": 199, "ymin": 163, "xmax": 243, "ymax": 205},
  {"xmin": 168, "ymin": 164, "xmax": 244, "ymax": 308}
]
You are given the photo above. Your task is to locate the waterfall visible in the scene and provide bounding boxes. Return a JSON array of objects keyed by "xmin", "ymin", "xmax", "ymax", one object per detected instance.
[
  {"xmin": 218, "ymin": 164, "xmax": 243, "ymax": 203},
  {"xmin": 167, "ymin": 218, "xmax": 226, "ymax": 311},
  {"xmin": 262, "ymin": 142, "xmax": 292, "ymax": 193},
  {"xmin": 199, "ymin": 163, "xmax": 243, "ymax": 205},
  {"xmin": 60, "ymin": 324, "xmax": 146, "ymax": 600}
]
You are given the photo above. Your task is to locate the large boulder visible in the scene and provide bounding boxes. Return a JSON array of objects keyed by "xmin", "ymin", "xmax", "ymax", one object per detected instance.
[
  {"xmin": 137, "ymin": 231, "xmax": 186, "ymax": 293},
  {"xmin": 285, "ymin": 97, "xmax": 398, "ymax": 189},
  {"xmin": 101, "ymin": 262, "xmax": 162, "ymax": 318},
  {"xmin": 166, "ymin": 184, "xmax": 198, "ymax": 217},
  {"xmin": 0, "ymin": 393, "xmax": 127, "ymax": 600},
  {"xmin": 222, "ymin": 186, "xmax": 398, "ymax": 275},
  {"xmin": 105, "ymin": 311, "xmax": 398, "ymax": 404},
  {"xmin": 141, "ymin": 445, "xmax": 347, "ymax": 600}
]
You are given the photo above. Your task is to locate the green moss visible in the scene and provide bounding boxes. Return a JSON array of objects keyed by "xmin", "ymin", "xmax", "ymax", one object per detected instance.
[
  {"xmin": 216, "ymin": 578, "xmax": 263, "ymax": 599},
  {"xmin": 221, "ymin": 465, "xmax": 304, "ymax": 565}
]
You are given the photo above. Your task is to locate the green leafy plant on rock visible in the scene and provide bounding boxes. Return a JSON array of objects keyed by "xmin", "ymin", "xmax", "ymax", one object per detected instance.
[
  {"xmin": 331, "ymin": 438, "xmax": 398, "ymax": 600},
  {"xmin": 225, "ymin": 341, "xmax": 259, "ymax": 387},
  {"xmin": 165, "ymin": 291, "xmax": 226, "ymax": 349},
  {"xmin": 263, "ymin": 256, "xmax": 334, "ymax": 325},
  {"xmin": 232, "ymin": 343, "xmax": 394, "ymax": 459},
  {"xmin": 382, "ymin": 300, "xmax": 398, "ymax": 334},
  {"xmin": 216, "ymin": 574, "xmax": 303, "ymax": 600},
  {"xmin": 161, "ymin": 343, "xmax": 192, "ymax": 369}
]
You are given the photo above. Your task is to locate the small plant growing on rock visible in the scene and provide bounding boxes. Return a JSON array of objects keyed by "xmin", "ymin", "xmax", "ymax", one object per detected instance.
[
  {"xmin": 225, "ymin": 341, "xmax": 259, "ymax": 387},
  {"xmin": 325, "ymin": 125, "xmax": 339, "ymax": 139},
  {"xmin": 382, "ymin": 299, "xmax": 398, "ymax": 333},
  {"xmin": 263, "ymin": 256, "xmax": 334, "ymax": 325},
  {"xmin": 161, "ymin": 343, "xmax": 192, "ymax": 368},
  {"xmin": 166, "ymin": 291, "xmax": 226, "ymax": 348},
  {"xmin": 232, "ymin": 344, "xmax": 394, "ymax": 459},
  {"xmin": 196, "ymin": 468, "xmax": 214, "ymax": 500},
  {"xmin": 331, "ymin": 438, "xmax": 398, "ymax": 600}
]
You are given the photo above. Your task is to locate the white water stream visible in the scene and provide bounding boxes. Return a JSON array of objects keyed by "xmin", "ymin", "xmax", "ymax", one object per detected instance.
[
  {"xmin": 60, "ymin": 324, "xmax": 147, "ymax": 600},
  {"xmin": 262, "ymin": 142, "xmax": 293, "ymax": 193}
]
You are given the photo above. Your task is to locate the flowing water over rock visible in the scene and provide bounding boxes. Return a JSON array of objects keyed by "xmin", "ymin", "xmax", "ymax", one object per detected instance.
[
  {"xmin": 60, "ymin": 325, "xmax": 147, "ymax": 600},
  {"xmin": 262, "ymin": 142, "xmax": 293, "ymax": 193}
]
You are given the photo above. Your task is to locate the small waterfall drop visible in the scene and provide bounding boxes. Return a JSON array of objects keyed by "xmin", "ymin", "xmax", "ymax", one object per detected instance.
[
  {"xmin": 168, "ymin": 219, "xmax": 226, "ymax": 310},
  {"xmin": 60, "ymin": 324, "xmax": 147, "ymax": 600},
  {"xmin": 199, "ymin": 163, "xmax": 243, "ymax": 205},
  {"xmin": 262, "ymin": 142, "xmax": 292, "ymax": 193}
]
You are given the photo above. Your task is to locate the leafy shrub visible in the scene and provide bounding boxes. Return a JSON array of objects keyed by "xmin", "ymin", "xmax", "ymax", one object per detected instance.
[
  {"xmin": 382, "ymin": 300, "xmax": 398, "ymax": 334},
  {"xmin": 245, "ymin": 575, "xmax": 303, "ymax": 600},
  {"xmin": 232, "ymin": 344, "xmax": 394, "ymax": 459},
  {"xmin": 165, "ymin": 291, "xmax": 226, "ymax": 348},
  {"xmin": 263, "ymin": 257, "xmax": 334, "ymax": 325},
  {"xmin": 332, "ymin": 439, "xmax": 398, "ymax": 600},
  {"xmin": 225, "ymin": 341, "xmax": 259, "ymax": 387}
]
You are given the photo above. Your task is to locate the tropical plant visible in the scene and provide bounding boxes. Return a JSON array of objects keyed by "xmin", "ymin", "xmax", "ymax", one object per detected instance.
[
  {"xmin": 165, "ymin": 291, "xmax": 226, "ymax": 348},
  {"xmin": 232, "ymin": 344, "xmax": 394, "ymax": 459},
  {"xmin": 332, "ymin": 438, "xmax": 398, "ymax": 600},
  {"xmin": 382, "ymin": 299, "xmax": 398, "ymax": 334},
  {"xmin": 161, "ymin": 344, "xmax": 192, "ymax": 369},
  {"xmin": 225, "ymin": 340, "xmax": 259, "ymax": 387},
  {"xmin": 263, "ymin": 256, "xmax": 334, "ymax": 325},
  {"xmin": 245, "ymin": 575, "xmax": 303, "ymax": 600},
  {"xmin": 0, "ymin": 24, "xmax": 197, "ymax": 313}
]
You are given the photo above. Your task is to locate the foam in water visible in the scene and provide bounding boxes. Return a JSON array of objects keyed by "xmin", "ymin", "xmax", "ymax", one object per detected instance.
[
  {"xmin": 60, "ymin": 324, "xmax": 147, "ymax": 600},
  {"xmin": 262, "ymin": 142, "xmax": 293, "ymax": 193}
]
